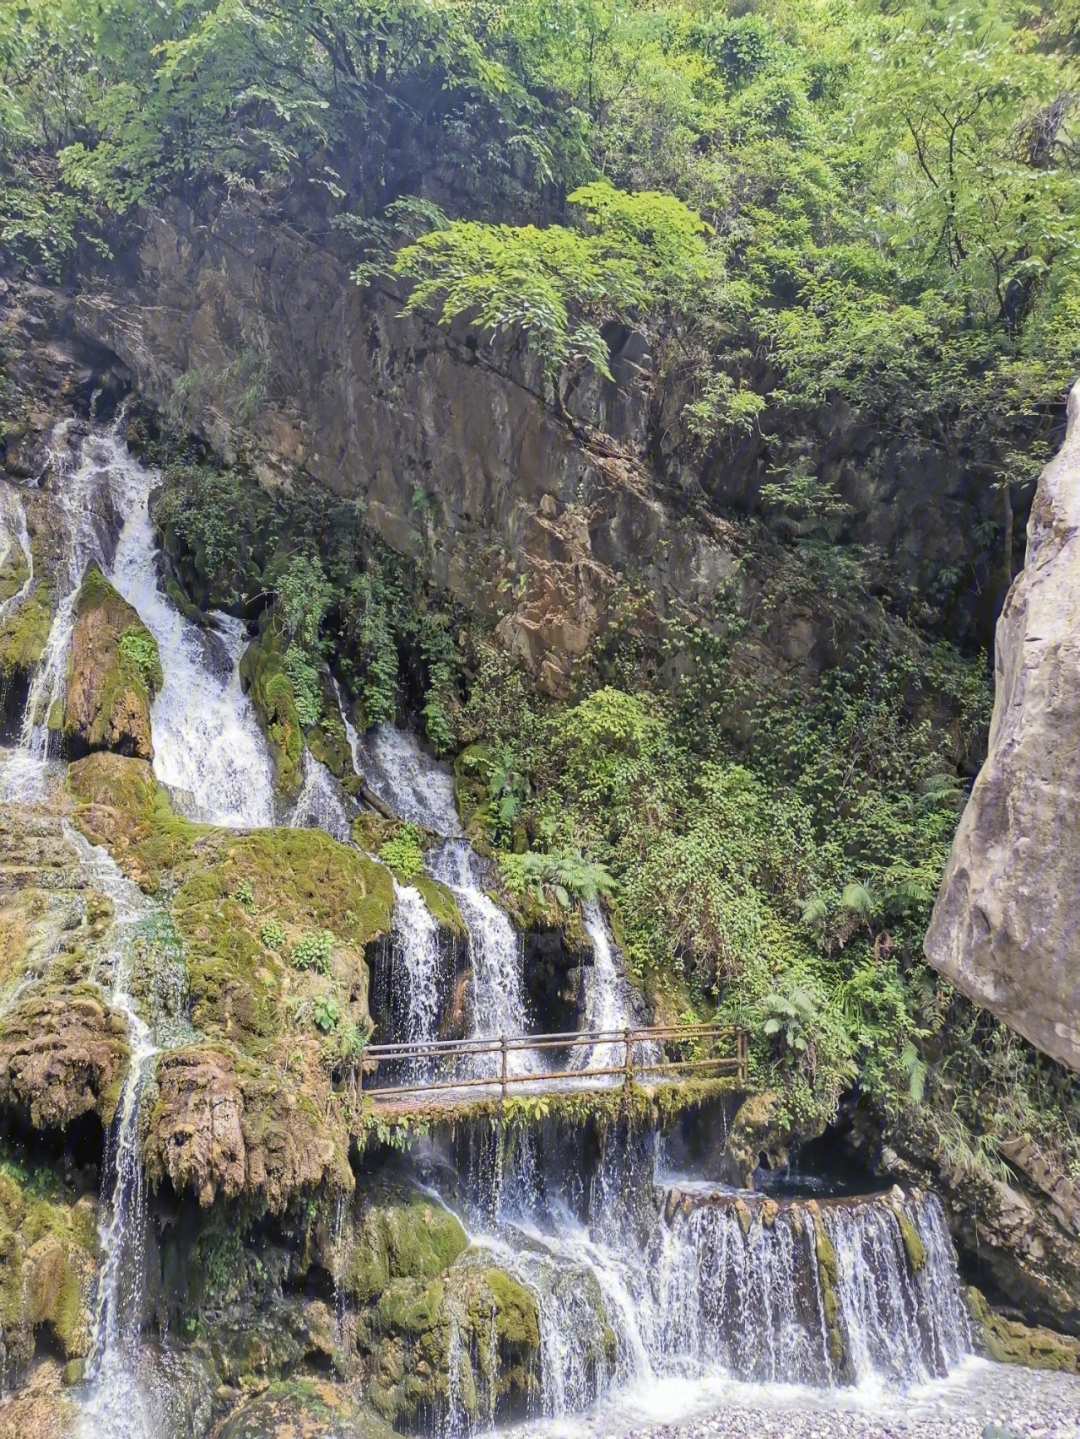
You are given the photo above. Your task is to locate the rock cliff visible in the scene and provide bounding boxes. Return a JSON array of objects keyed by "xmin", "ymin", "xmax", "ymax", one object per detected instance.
[{"xmin": 925, "ymin": 381, "xmax": 1080, "ymax": 1072}]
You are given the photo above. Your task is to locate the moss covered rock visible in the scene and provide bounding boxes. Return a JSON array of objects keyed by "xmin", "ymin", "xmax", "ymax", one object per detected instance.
[
  {"xmin": 0, "ymin": 1168, "xmax": 99, "ymax": 1373},
  {"xmin": 346, "ymin": 1189, "xmax": 469, "ymax": 1304},
  {"xmin": 63, "ymin": 567, "xmax": 161, "ymax": 761},
  {"xmin": 966, "ymin": 1285, "xmax": 1080, "ymax": 1373},
  {"xmin": 239, "ymin": 626, "xmax": 303, "ymax": 798},
  {"xmin": 217, "ymin": 1380, "xmax": 396, "ymax": 1439},
  {"xmin": 0, "ymin": 556, "xmax": 54, "ymax": 691},
  {"xmin": 0, "ymin": 1358, "xmax": 78, "ymax": 1439},
  {"xmin": 364, "ymin": 1258, "xmax": 540, "ymax": 1429},
  {"xmin": 0, "ymin": 990, "xmax": 130, "ymax": 1130}
]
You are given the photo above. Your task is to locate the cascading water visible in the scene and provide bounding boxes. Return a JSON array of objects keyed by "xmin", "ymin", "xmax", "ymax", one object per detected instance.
[
  {"xmin": 347, "ymin": 717, "xmax": 462, "ymax": 837},
  {"xmin": 103, "ymin": 433, "xmax": 276, "ymax": 827},
  {"xmin": 0, "ymin": 423, "xmax": 992, "ymax": 1439},
  {"xmin": 60, "ymin": 824, "xmax": 166, "ymax": 1437},
  {"xmin": 0, "ymin": 484, "xmax": 33, "ymax": 619},
  {"xmin": 1, "ymin": 427, "xmax": 116, "ymax": 799},
  {"xmin": 427, "ymin": 840, "xmax": 539, "ymax": 1077},
  {"xmin": 430, "ymin": 1118, "xmax": 973, "ymax": 1433},
  {"xmin": 385, "ymin": 876, "xmax": 445, "ymax": 1055},
  {"xmin": 289, "ymin": 748, "xmax": 353, "ymax": 843}
]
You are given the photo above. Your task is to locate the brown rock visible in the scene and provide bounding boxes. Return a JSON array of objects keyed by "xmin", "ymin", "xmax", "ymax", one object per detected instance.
[
  {"xmin": 144, "ymin": 1047, "xmax": 246, "ymax": 1205},
  {"xmin": 144, "ymin": 1044, "xmax": 351, "ymax": 1212},
  {"xmin": 63, "ymin": 567, "xmax": 160, "ymax": 761},
  {"xmin": 0, "ymin": 992, "xmax": 130, "ymax": 1128}
]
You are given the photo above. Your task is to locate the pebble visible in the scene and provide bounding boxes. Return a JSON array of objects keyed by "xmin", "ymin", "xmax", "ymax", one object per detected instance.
[{"xmin": 517, "ymin": 1367, "xmax": 1080, "ymax": 1439}]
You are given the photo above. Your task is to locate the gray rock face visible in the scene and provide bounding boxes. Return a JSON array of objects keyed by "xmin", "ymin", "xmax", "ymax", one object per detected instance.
[{"xmin": 925, "ymin": 379, "xmax": 1080, "ymax": 1072}]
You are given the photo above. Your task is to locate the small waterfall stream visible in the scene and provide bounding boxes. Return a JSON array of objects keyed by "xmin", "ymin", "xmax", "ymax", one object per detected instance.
[
  {"xmin": 2, "ymin": 427, "xmax": 115, "ymax": 796},
  {"xmin": 289, "ymin": 749, "xmax": 352, "ymax": 842},
  {"xmin": 61, "ymin": 825, "xmax": 165, "ymax": 1436},
  {"xmin": 104, "ymin": 435, "xmax": 276, "ymax": 827},
  {"xmin": 427, "ymin": 840, "xmax": 540, "ymax": 1077}
]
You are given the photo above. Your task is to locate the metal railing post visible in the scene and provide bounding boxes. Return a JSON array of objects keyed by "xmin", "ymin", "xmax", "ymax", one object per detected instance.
[
  {"xmin": 623, "ymin": 1028, "xmax": 632, "ymax": 1089},
  {"xmin": 500, "ymin": 1036, "xmax": 508, "ymax": 1103}
]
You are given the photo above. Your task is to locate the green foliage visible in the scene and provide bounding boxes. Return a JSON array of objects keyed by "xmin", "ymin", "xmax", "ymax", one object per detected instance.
[
  {"xmin": 260, "ymin": 917, "xmax": 286, "ymax": 951},
  {"xmin": 284, "ymin": 645, "xmax": 322, "ymax": 728},
  {"xmin": 341, "ymin": 571, "xmax": 398, "ymax": 728},
  {"xmin": 392, "ymin": 180, "xmax": 713, "ymax": 384},
  {"xmin": 290, "ymin": 929, "xmax": 335, "ymax": 974},
  {"xmin": 232, "ymin": 879, "xmax": 257, "ymax": 911},
  {"xmin": 118, "ymin": 626, "xmax": 163, "ymax": 693},
  {"xmin": 378, "ymin": 825, "xmax": 426, "ymax": 882},
  {"xmin": 275, "ymin": 555, "xmax": 332, "ymax": 652},
  {"xmin": 311, "ymin": 992, "xmax": 340, "ymax": 1032},
  {"xmin": 498, "ymin": 850, "xmax": 616, "ymax": 911}
]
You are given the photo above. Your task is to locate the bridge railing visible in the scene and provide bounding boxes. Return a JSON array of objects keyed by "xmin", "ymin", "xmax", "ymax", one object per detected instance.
[{"xmin": 361, "ymin": 1022, "xmax": 749, "ymax": 1103}]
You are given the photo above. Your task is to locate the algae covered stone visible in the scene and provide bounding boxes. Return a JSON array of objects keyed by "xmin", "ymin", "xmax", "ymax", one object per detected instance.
[
  {"xmin": 217, "ymin": 1380, "xmax": 396, "ymax": 1439},
  {"xmin": 63, "ymin": 566, "xmax": 161, "ymax": 760}
]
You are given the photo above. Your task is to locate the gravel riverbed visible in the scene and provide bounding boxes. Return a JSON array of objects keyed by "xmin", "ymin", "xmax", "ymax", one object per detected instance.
[{"xmin": 507, "ymin": 1362, "xmax": 1080, "ymax": 1439}]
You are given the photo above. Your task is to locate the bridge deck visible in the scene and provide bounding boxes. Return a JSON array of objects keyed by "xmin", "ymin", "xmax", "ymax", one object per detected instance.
[{"xmin": 361, "ymin": 1023, "xmax": 749, "ymax": 1106}]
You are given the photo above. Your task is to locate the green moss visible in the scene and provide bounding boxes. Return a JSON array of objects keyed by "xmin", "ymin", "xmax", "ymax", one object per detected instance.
[
  {"xmin": 485, "ymin": 1268, "xmax": 540, "ymax": 1349},
  {"xmin": 348, "ymin": 1191, "xmax": 469, "ymax": 1304},
  {"xmin": 239, "ymin": 625, "xmax": 303, "ymax": 797},
  {"xmin": 896, "ymin": 1209, "xmax": 926, "ymax": 1273},
  {"xmin": 0, "ymin": 571, "xmax": 54, "ymax": 680},
  {"xmin": 810, "ymin": 1208, "xmax": 845, "ymax": 1369},
  {"xmin": 965, "ymin": 1286, "xmax": 1080, "ymax": 1373},
  {"xmin": 414, "ymin": 877, "xmax": 466, "ymax": 936},
  {"xmin": 118, "ymin": 625, "xmax": 164, "ymax": 693},
  {"xmin": 0, "ymin": 542, "xmax": 30, "ymax": 604}
]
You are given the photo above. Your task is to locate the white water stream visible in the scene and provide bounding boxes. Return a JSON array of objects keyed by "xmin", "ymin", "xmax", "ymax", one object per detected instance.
[{"xmin": 104, "ymin": 436, "xmax": 276, "ymax": 827}]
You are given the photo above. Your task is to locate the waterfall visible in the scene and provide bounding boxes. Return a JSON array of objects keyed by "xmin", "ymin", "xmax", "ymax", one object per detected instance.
[
  {"xmin": 61, "ymin": 823, "xmax": 167, "ymax": 1437},
  {"xmin": 3, "ymin": 428, "xmax": 115, "ymax": 797},
  {"xmin": 386, "ymin": 876, "xmax": 445, "ymax": 1056},
  {"xmin": 578, "ymin": 901, "xmax": 656, "ymax": 1078},
  {"xmin": 427, "ymin": 841, "xmax": 538, "ymax": 1077},
  {"xmin": 0, "ymin": 484, "xmax": 33, "ymax": 620},
  {"xmin": 448, "ymin": 1129, "xmax": 972, "ymax": 1425},
  {"xmin": 103, "ymin": 435, "xmax": 276, "ymax": 828},
  {"xmin": 289, "ymin": 749, "xmax": 352, "ymax": 842},
  {"xmin": 345, "ymin": 715, "xmax": 462, "ymax": 837}
]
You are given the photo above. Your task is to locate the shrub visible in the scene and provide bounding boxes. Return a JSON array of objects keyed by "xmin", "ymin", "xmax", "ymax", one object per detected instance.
[
  {"xmin": 291, "ymin": 929, "xmax": 335, "ymax": 973},
  {"xmin": 379, "ymin": 825, "xmax": 425, "ymax": 881},
  {"xmin": 118, "ymin": 626, "xmax": 163, "ymax": 693},
  {"xmin": 312, "ymin": 993, "xmax": 341, "ymax": 1032},
  {"xmin": 260, "ymin": 917, "xmax": 286, "ymax": 950}
]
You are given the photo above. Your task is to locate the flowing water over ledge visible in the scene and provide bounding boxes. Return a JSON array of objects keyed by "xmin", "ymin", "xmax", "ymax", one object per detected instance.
[{"xmin": 0, "ymin": 424, "xmax": 1073, "ymax": 1437}]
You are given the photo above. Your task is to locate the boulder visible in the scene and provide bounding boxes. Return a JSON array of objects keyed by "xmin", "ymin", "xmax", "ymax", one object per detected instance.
[
  {"xmin": 925, "ymin": 379, "xmax": 1080, "ymax": 1071},
  {"xmin": 144, "ymin": 1044, "xmax": 352, "ymax": 1211},
  {"xmin": 0, "ymin": 991, "xmax": 130, "ymax": 1129},
  {"xmin": 63, "ymin": 567, "xmax": 161, "ymax": 761},
  {"xmin": 217, "ymin": 1382, "xmax": 395, "ymax": 1439}
]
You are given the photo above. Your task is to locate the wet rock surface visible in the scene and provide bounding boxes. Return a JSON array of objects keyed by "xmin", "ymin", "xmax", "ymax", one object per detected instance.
[{"xmin": 64, "ymin": 565, "xmax": 160, "ymax": 761}]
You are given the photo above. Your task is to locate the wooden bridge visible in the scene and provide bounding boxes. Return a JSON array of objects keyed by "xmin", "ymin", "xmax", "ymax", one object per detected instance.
[{"xmin": 361, "ymin": 1022, "xmax": 749, "ymax": 1104}]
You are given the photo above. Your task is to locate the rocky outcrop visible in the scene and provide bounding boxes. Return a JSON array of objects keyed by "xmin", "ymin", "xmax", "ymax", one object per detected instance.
[
  {"xmin": 967, "ymin": 1285, "xmax": 1080, "ymax": 1373},
  {"xmin": 63, "ymin": 566, "xmax": 160, "ymax": 761},
  {"xmin": 0, "ymin": 992, "xmax": 130, "ymax": 1130},
  {"xmin": 925, "ymin": 379, "xmax": 1080, "ymax": 1071},
  {"xmin": 217, "ymin": 1383, "xmax": 396, "ymax": 1439},
  {"xmin": 70, "ymin": 199, "xmax": 740, "ymax": 693},
  {"xmin": 145, "ymin": 1044, "xmax": 351, "ymax": 1211},
  {"xmin": 867, "ymin": 1105, "xmax": 1080, "ymax": 1336}
]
